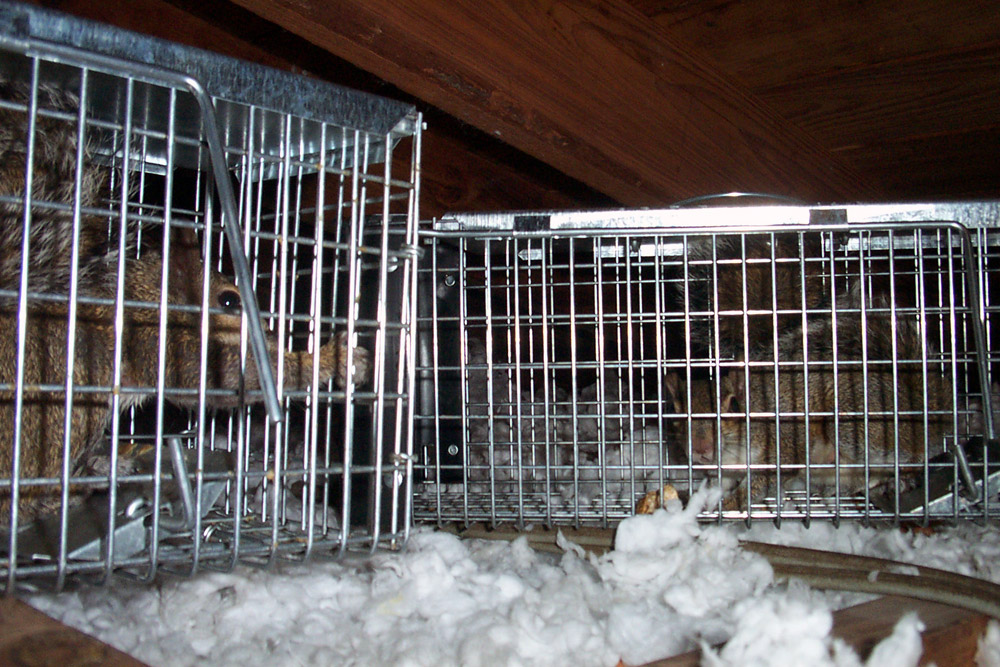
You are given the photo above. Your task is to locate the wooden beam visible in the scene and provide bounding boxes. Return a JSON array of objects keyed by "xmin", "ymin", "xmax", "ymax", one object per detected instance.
[
  {"xmin": 34, "ymin": 0, "xmax": 611, "ymax": 217},
  {"xmin": 646, "ymin": 595, "xmax": 991, "ymax": 666},
  {"xmin": 229, "ymin": 0, "xmax": 881, "ymax": 205},
  {"xmin": 835, "ymin": 596, "xmax": 989, "ymax": 666},
  {"xmin": 0, "ymin": 597, "xmax": 145, "ymax": 666}
]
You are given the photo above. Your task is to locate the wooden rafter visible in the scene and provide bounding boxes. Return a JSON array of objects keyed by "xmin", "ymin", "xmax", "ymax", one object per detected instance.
[{"xmin": 230, "ymin": 0, "xmax": 882, "ymax": 205}]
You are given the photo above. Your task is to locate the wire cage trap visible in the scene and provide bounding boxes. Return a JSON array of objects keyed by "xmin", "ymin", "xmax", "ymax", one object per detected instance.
[
  {"xmin": 414, "ymin": 202, "xmax": 1000, "ymax": 529},
  {"xmin": 0, "ymin": 3, "xmax": 420, "ymax": 591}
]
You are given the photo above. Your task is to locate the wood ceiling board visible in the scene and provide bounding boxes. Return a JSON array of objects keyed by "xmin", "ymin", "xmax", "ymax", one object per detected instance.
[
  {"xmin": 636, "ymin": 0, "xmax": 1000, "ymax": 201},
  {"xmin": 641, "ymin": 0, "xmax": 1000, "ymax": 90},
  {"xmin": 838, "ymin": 127, "xmax": 1000, "ymax": 200},
  {"xmin": 759, "ymin": 45, "xmax": 1000, "ymax": 149}
]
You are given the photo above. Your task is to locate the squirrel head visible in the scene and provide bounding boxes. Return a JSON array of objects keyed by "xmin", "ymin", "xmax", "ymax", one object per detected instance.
[
  {"xmin": 171, "ymin": 226, "xmax": 246, "ymax": 346},
  {"xmin": 123, "ymin": 224, "xmax": 247, "ymax": 346}
]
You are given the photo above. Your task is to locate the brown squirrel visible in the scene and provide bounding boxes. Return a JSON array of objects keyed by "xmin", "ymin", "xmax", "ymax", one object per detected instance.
[
  {"xmin": 682, "ymin": 232, "xmax": 831, "ymax": 360},
  {"xmin": 0, "ymin": 80, "xmax": 117, "ymax": 297},
  {"xmin": 663, "ymin": 371, "xmax": 718, "ymax": 468},
  {"xmin": 666, "ymin": 285, "xmax": 954, "ymax": 511},
  {"xmin": 0, "ymin": 80, "xmax": 368, "ymax": 525}
]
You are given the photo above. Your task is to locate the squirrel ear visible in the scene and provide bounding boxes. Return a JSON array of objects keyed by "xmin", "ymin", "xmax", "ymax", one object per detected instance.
[
  {"xmin": 165, "ymin": 225, "xmax": 207, "ymax": 298},
  {"xmin": 720, "ymin": 371, "xmax": 745, "ymax": 413},
  {"xmin": 664, "ymin": 372, "xmax": 681, "ymax": 404},
  {"xmin": 169, "ymin": 225, "xmax": 203, "ymax": 273}
]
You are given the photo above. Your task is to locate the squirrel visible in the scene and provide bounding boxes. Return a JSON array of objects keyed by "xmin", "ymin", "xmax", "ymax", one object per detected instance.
[
  {"xmin": 681, "ymin": 232, "xmax": 831, "ymax": 360},
  {"xmin": 666, "ymin": 284, "xmax": 954, "ymax": 511},
  {"xmin": 0, "ymin": 80, "xmax": 117, "ymax": 297},
  {"xmin": 0, "ymin": 79, "xmax": 369, "ymax": 525},
  {"xmin": 663, "ymin": 370, "xmax": 718, "ymax": 469}
]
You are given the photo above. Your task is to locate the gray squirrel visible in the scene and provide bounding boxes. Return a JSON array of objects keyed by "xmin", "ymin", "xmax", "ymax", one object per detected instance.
[
  {"xmin": 682, "ymin": 232, "xmax": 830, "ymax": 360},
  {"xmin": 0, "ymin": 80, "xmax": 368, "ymax": 525},
  {"xmin": 666, "ymin": 285, "xmax": 954, "ymax": 510}
]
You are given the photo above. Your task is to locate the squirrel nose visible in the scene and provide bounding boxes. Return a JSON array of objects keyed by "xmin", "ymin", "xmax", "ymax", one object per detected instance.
[{"xmin": 689, "ymin": 429, "xmax": 717, "ymax": 464}]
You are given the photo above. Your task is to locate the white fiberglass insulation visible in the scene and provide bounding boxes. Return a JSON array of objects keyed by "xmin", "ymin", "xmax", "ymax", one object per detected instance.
[{"xmin": 26, "ymin": 489, "xmax": 1000, "ymax": 666}]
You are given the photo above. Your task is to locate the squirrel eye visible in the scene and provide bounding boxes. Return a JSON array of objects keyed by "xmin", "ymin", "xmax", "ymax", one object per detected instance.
[{"xmin": 218, "ymin": 289, "xmax": 242, "ymax": 312}]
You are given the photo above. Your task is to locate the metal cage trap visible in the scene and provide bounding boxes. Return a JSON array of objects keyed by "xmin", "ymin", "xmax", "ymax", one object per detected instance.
[
  {"xmin": 414, "ymin": 203, "xmax": 1000, "ymax": 529},
  {"xmin": 0, "ymin": 3, "xmax": 420, "ymax": 591}
]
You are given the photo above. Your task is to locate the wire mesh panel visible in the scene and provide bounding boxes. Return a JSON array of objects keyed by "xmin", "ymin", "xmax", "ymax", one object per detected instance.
[
  {"xmin": 415, "ymin": 204, "xmax": 999, "ymax": 529},
  {"xmin": 0, "ymin": 3, "xmax": 420, "ymax": 591}
]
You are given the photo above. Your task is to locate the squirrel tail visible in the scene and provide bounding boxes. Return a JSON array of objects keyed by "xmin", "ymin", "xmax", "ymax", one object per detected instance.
[{"xmin": 0, "ymin": 78, "xmax": 117, "ymax": 298}]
